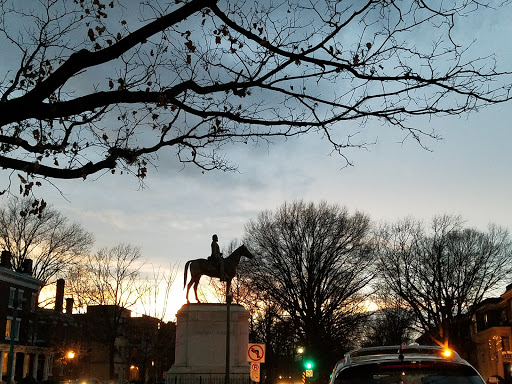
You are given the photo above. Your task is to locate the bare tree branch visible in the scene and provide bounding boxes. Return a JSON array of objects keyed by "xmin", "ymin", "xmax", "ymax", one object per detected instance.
[{"xmin": 0, "ymin": 0, "xmax": 510, "ymax": 189}]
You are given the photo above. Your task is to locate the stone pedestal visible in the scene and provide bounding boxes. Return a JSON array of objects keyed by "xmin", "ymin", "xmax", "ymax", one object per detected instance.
[{"xmin": 166, "ymin": 303, "xmax": 250, "ymax": 384}]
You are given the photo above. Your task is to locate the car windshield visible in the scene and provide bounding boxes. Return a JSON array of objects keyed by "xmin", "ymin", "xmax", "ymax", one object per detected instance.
[{"xmin": 334, "ymin": 361, "xmax": 484, "ymax": 384}]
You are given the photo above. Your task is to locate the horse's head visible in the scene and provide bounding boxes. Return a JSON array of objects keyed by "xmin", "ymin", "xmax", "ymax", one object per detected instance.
[{"xmin": 240, "ymin": 244, "xmax": 255, "ymax": 259}]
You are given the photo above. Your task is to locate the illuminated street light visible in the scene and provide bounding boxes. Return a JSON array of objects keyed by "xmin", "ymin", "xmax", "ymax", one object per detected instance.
[
  {"xmin": 297, "ymin": 347, "xmax": 305, "ymax": 355},
  {"xmin": 66, "ymin": 351, "xmax": 75, "ymax": 359}
]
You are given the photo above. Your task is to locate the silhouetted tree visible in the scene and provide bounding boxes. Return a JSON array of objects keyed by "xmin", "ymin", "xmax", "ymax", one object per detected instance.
[
  {"xmin": 375, "ymin": 215, "xmax": 512, "ymax": 352},
  {"xmin": 0, "ymin": 0, "xmax": 511, "ymax": 196},
  {"xmin": 242, "ymin": 200, "xmax": 375, "ymax": 381},
  {"xmin": 67, "ymin": 243, "xmax": 145, "ymax": 379},
  {"xmin": 0, "ymin": 197, "xmax": 94, "ymax": 286}
]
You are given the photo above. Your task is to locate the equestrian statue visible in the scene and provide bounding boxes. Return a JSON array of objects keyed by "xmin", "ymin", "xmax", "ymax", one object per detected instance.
[{"xmin": 184, "ymin": 235, "xmax": 254, "ymax": 303}]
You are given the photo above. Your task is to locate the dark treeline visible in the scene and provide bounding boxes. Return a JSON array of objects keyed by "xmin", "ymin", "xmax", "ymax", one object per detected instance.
[{"xmin": 230, "ymin": 201, "xmax": 512, "ymax": 384}]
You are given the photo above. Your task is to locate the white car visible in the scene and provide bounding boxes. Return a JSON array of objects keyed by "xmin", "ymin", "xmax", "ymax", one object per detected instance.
[{"xmin": 329, "ymin": 345, "xmax": 485, "ymax": 384}]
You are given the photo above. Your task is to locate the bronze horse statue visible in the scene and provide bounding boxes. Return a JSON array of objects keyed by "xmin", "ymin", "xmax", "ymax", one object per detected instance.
[{"xmin": 184, "ymin": 244, "xmax": 254, "ymax": 303}]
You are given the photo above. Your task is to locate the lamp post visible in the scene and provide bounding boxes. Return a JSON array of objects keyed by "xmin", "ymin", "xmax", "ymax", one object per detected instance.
[
  {"xmin": 296, "ymin": 346, "xmax": 305, "ymax": 384},
  {"xmin": 6, "ymin": 314, "xmax": 17, "ymax": 384},
  {"xmin": 225, "ymin": 292, "xmax": 233, "ymax": 384},
  {"xmin": 6, "ymin": 298, "xmax": 24, "ymax": 384},
  {"xmin": 65, "ymin": 350, "xmax": 76, "ymax": 380}
]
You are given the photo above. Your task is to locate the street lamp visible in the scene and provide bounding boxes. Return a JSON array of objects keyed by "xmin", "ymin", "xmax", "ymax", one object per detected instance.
[
  {"xmin": 296, "ymin": 347, "xmax": 305, "ymax": 384},
  {"xmin": 6, "ymin": 315, "xmax": 18, "ymax": 384}
]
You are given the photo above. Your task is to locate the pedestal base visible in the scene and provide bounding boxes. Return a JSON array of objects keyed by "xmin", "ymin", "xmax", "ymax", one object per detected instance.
[{"xmin": 166, "ymin": 303, "xmax": 250, "ymax": 384}]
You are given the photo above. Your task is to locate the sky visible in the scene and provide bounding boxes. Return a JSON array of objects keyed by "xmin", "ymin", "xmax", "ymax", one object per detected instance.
[
  {"xmin": 2, "ymin": 1, "xmax": 512, "ymax": 321},
  {"xmin": 40, "ymin": 98, "xmax": 511, "ymax": 320}
]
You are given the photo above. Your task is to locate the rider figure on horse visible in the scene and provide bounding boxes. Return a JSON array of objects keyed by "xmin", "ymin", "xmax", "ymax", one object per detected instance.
[{"xmin": 211, "ymin": 234, "xmax": 227, "ymax": 281}]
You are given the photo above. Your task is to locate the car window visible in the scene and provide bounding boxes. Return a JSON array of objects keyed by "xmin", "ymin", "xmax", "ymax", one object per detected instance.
[{"xmin": 334, "ymin": 362, "xmax": 484, "ymax": 384}]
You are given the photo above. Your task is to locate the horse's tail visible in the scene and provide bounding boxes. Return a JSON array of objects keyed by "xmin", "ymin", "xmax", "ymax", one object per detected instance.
[{"xmin": 184, "ymin": 260, "xmax": 192, "ymax": 289}]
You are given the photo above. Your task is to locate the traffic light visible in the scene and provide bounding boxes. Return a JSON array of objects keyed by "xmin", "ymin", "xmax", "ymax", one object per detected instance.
[
  {"xmin": 303, "ymin": 359, "xmax": 315, "ymax": 370},
  {"xmin": 302, "ymin": 358, "xmax": 317, "ymax": 381}
]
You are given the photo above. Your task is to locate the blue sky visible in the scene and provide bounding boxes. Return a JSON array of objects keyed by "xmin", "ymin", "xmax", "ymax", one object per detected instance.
[{"xmin": 1, "ymin": 1, "xmax": 511, "ymax": 320}]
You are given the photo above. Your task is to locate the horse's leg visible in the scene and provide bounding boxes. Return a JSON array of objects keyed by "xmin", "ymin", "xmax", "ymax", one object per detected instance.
[
  {"xmin": 194, "ymin": 279, "xmax": 201, "ymax": 303},
  {"xmin": 186, "ymin": 279, "xmax": 195, "ymax": 303}
]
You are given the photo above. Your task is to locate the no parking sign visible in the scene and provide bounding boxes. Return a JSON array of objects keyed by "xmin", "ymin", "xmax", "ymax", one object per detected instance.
[{"xmin": 250, "ymin": 362, "xmax": 260, "ymax": 382}]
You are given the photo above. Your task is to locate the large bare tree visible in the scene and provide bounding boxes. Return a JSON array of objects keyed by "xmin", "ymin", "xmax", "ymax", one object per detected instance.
[
  {"xmin": 0, "ymin": 196, "xmax": 94, "ymax": 286},
  {"xmin": 66, "ymin": 243, "xmax": 145, "ymax": 379},
  {"xmin": 242, "ymin": 200, "xmax": 375, "ymax": 381},
  {"xmin": 375, "ymin": 215, "xmax": 512, "ymax": 353},
  {"xmin": 0, "ymin": 0, "xmax": 511, "ymax": 194}
]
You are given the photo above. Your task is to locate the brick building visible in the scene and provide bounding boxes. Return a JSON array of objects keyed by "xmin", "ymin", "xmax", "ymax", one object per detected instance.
[
  {"xmin": 0, "ymin": 250, "xmax": 175, "ymax": 384},
  {"xmin": 0, "ymin": 251, "xmax": 49, "ymax": 382},
  {"xmin": 75, "ymin": 304, "xmax": 175, "ymax": 383},
  {"xmin": 48, "ymin": 287, "xmax": 176, "ymax": 383},
  {"xmin": 471, "ymin": 284, "xmax": 512, "ymax": 383}
]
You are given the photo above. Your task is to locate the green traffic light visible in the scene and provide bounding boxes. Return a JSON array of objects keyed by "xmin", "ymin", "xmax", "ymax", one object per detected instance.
[{"xmin": 304, "ymin": 360, "xmax": 314, "ymax": 370}]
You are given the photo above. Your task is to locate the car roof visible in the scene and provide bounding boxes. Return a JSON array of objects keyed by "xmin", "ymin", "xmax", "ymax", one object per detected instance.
[{"xmin": 332, "ymin": 345, "xmax": 469, "ymax": 373}]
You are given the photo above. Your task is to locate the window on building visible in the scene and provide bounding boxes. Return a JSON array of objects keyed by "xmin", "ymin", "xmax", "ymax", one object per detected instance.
[
  {"xmin": 17, "ymin": 289, "xmax": 25, "ymax": 309},
  {"xmin": 129, "ymin": 365, "xmax": 140, "ymax": 382},
  {"xmin": 14, "ymin": 318, "xmax": 20, "ymax": 341},
  {"xmin": 17, "ymin": 290, "xmax": 24, "ymax": 310},
  {"xmin": 31, "ymin": 293, "xmax": 37, "ymax": 311},
  {"xmin": 37, "ymin": 320, "xmax": 47, "ymax": 342},
  {"xmin": 2, "ymin": 351, "xmax": 8, "ymax": 375},
  {"xmin": 503, "ymin": 336, "xmax": 510, "ymax": 352},
  {"xmin": 5, "ymin": 318, "xmax": 12, "ymax": 340},
  {"xmin": 8, "ymin": 288, "xmax": 16, "ymax": 308},
  {"xmin": 28, "ymin": 320, "xmax": 33, "ymax": 344},
  {"xmin": 48, "ymin": 354, "xmax": 53, "ymax": 373},
  {"xmin": 5, "ymin": 317, "xmax": 21, "ymax": 341}
]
